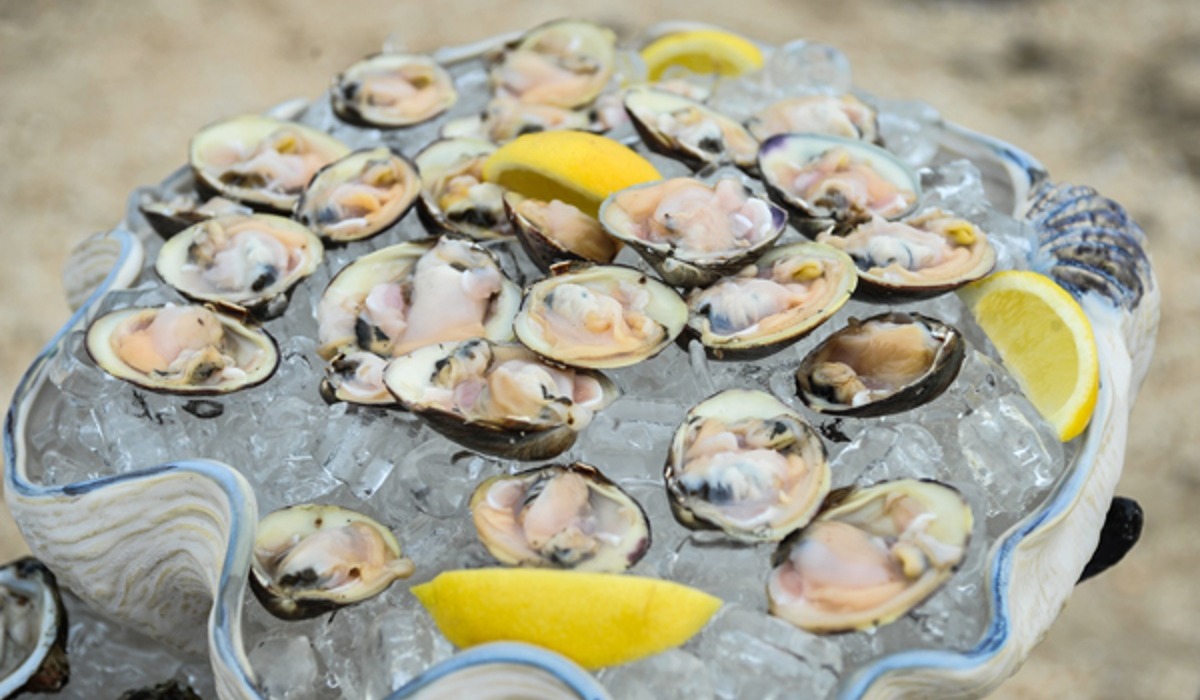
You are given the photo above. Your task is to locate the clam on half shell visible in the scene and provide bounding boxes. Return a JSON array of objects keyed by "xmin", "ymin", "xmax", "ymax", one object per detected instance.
[
  {"xmin": 250, "ymin": 504, "xmax": 415, "ymax": 620},
  {"xmin": 665, "ymin": 390, "xmax": 831, "ymax": 543},
  {"xmin": 415, "ymin": 138, "xmax": 511, "ymax": 240},
  {"xmin": 384, "ymin": 338, "xmax": 619, "ymax": 461},
  {"xmin": 685, "ymin": 241, "xmax": 857, "ymax": 360},
  {"xmin": 768, "ymin": 479, "xmax": 973, "ymax": 633},
  {"xmin": 296, "ymin": 147, "xmax": 421, "ymax": 244},
  {"xmin": 470, "ymin": 463, "xmax": 650, "ymax": 572},
  {"xmin": 0, "ymin": 558, "xmax": 69, "ymax": 696},
  {"xmin": 488, "ymin": 19, "xmax": 617, "ymax": 109},
  {"xmin": 794, "ymin": 311, "xmax": 965, "ymax": 417},
  {"xmin": 623, "ymin": 87, "xmax": 759, "ymax": 171},
  {"xmin": 331, "ymin": 53, "xmax": 458, "ymax": 129},
  {"xmin": 86, "ymin": 304, "xmax": 279, "ymax": 395}
]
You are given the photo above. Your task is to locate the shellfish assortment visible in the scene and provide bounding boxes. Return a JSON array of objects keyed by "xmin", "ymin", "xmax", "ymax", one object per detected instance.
[{"xmin": 67, "ymin": 17, "xmax": 1055, "ymax": 694}]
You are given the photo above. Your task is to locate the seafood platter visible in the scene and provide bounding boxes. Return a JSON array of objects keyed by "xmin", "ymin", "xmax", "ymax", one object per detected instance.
[{"xmin": 1, "ymin": 19, "xmax": 1157, "ymax": 700}]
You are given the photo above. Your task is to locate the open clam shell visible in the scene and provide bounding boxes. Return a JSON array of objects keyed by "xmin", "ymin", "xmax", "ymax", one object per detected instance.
[
  {"xmin": 746, "ymin": 93, "xmax": 881, "ymax": 144},
  {"xmin": 758, "ymin": 133, "xmax": 920, "ymax": 237},
  {"xmin": 488, "ymin": 19, "xmax": 617, "ymax": 109},
  {"xmin": 767, "ymin": 479, "xmax": 973, "ymax": 633},
  {"xmin": 624, "ymin": 87, "xmax": 759, "ymax": 171},
  {"xmin": 296, "ymin": 146, "xmax": 421, "ymax": 244},
  {"xmin": 469, "ymin": 463, "xmax": 650, "ymax": 572},
  {"xmin": 599, "ymin": 177, "xmax": 787, "ymax": 288},
  {"xmin": 503, "ymin": 192, "xmax": 620, "ymax": 272},
  {"xmin": 513, "ymin": 264, "xmax": 688, "ymax": 369},
  {"xmin": 188, "ymin": 115, "xmax": 350, "ymax": 212},
  {"xmin": 415, "ymin": 138, "xmax": 511, "ymax": 240},
  {"xmin": 156, "ymin": 213, "xmax": 323, "ymax": 320},
  {"xmin": 0, "ymin": 558, "xmax": 69, "ymax": 697},
  {"xmin": 665, "ymin": 390, "xmax": 831, "ymax": 543},
  {"xmin": 331, "ymin": 53, "xmax": 457, "ymax": 129},
  {"xmin": 685, "ymin": 241, "xmax": 857, "ymax": 360},
  {"xmin": 819, "ymin": 209, "xmax": 996, "ymax": 301},
  {"xmin": 250, "ymin": 504, "xmax": 415, "ymax": 620},
  {"xmin": 794, "ymin": 311, "xmax": 965, "ymax": 417},
  {"xmin": 85, "ymin": 304, "xmax": 279, "ymax": 395},
  {"xmin": 384, "ymin": 338, "xmax": 619, "ymax": 461}
]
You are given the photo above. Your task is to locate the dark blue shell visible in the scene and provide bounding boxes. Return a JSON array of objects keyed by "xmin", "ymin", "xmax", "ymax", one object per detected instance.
[{"xmin": 1024, "ymin": 181, "xmax": 1152, "ymax": 310}]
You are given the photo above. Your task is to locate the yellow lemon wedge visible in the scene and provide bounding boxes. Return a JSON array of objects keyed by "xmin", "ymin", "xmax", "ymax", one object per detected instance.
[
  {"xmin": 481, "ymin": 131, "xmax": 661, "ymax": 218},
  {"xmin": 411, "ymin": 568, "xmax": 723, "ymax": 669},
  {"xmin": 641, "ymin": 29, "xmax": 764, "ymax": 82},
  {"xmin": 957, "ymin": 270, "xmax": 1100, "ymax": 441}
]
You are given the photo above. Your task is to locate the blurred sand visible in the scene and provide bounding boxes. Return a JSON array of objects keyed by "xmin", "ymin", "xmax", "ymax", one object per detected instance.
[{"xmin": 1, "ymin": 1, "xmax": 1197, "ymax": 697}]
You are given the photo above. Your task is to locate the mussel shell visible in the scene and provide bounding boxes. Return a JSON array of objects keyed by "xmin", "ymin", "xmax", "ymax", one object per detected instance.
[
  {"xmin": 331, "ymin": 53, "xmax": 457, "ymax": 129},
  {"xmin": 794, "ymin": 311, "xmax": 965, "ymax": 417},
  {"xmin": 383, "ymin": 339, "xmax": 619, "ymax": 461},
  {"xmin": 767, "ymin": 479, "xmax": 973, "ymax": 633},
  {"xmin": 758, "ymin": 133, "xmax": 920, "ymax": 237},
  {"xmin": 295, "ymin": 147, "xmax": 421, "ymax": 244},
  {"xmin": 683, "ymin": 241, "xmax": 857, "ymax": 360},
  {"xmin": 155, "ymin": 214, "xmax": 324, "ymax": 320}
]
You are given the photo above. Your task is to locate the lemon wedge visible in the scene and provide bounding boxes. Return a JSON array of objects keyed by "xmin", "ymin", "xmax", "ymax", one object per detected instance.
[
  {"xmin": 411, "ymin": 568, "xmax": 723, "ymax": 669},
  {"xmin": 957, "ymin": 270, "xmax": 1100, "ymax": 441},
  {"xmin": 481, "ymin": 131, "xmax": 661, "ymax": 218},
  {"xmin": 641, "ymin": 29, "xmax": 764, "ymax": 81}
]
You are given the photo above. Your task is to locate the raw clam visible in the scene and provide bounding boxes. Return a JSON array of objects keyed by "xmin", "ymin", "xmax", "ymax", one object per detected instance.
[
  {"xmin": 665, "ymin": 390, "xmax": 831, "ymax": 543},
  {"xmin": 0, "ymin": 558, "xmax": 69, "ymax": 697},
  {"xmin": 250, "ymin": 504, "xmax": 415, "ymax": 620},
  {"xmin": 415, "ymin": 138, "xmax": 511, "ymax": 240},
  {"xmin": 767, "ymin": 479, "xmax": 972, "ymax": 632},
  {"xmin": 504, "ymin": 192, "xmax": 619, "ymax": 271},
  {"xmin": 296, "ymin": 147, "xmax": 421, "ymax": 243},
  {"xmin": 86, "ymin": 304, "xmax": 278, "ymax": 395},
  {"xmin": 188, "ymin": 115, "xmax": 350, "ymax": 212},
  {"xmin": 441, "ymin": 96, "xmax": 593, "ymax": 144},
  {"xmin": 599, "ymin": 177, "xmax": 787, "ymax": 288},
  {"xmin": 746, "ymin": 94, "xmax": 880, "ymax": 143},
  {"xmin": 489, "ymin": 19, "xmax": 617, "ymax": 109},
  {"xmin": 685, "ymin": 241, "xmax": 857, "ymax": 359},
  {"xmin": 331, "ymin": 53, "xmax": 457, "ymax": 128},
  {"xmin": 758, "ymin": 133, "xmax": 919, "ymax": 236},
  {"xmin": 794, "ymin": 312, "xmax": 965, "ymax": 417},
  {"xmin": 384, "ymin": 338, "xmax": 619, "ymax": 460},
  {"xmin": 513, "ymin": 264, "xmax": 688, "ymax": 369},
  {"xmin": 470, "ymin": 463, "xmax": 650, "ymax": 572},
  {"xmin": 623, "ymin": 87, "xmax": 759, "ymax": 171},
  {"xmin": 155, "ymin": 213, "xmax": 323, "ymax": 319}
]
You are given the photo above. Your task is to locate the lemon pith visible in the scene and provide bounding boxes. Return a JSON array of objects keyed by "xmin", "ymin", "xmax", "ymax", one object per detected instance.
[{"xmin": 412, "ymin": 568, "xmax": 723, "ymax": 669}]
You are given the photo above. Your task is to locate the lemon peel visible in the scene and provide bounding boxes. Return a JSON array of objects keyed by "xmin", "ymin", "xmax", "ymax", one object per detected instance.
[{"xmin": 641, "ymin": 29, "xmax": 764, "ymax": 82}]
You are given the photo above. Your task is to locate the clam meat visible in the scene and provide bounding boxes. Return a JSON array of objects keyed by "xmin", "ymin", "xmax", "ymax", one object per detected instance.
[
  {"xmin": 0, "ymin": 558, "xmax": 69, "ymax": 697},
  {"xmin": 795, "ymin": 312, "xmax": 965, "ymax": 417},
  {"xmin": 470, "ymin": 463, "xmax": 650, "ymax": 572},
  {"xmin": 504, "ymin": 192, "xmax": 619, "ymax": 271},
  {"xmin": 189, "ymin": 115, "xmax": 350, "ymax": 212},
  {"xmin": 385, "ymin": 339, "xmax": 618, "ymax": 460},
  {"xmin": 685, "ymin": 241, "xmax": 857, "ymax": 359},
  {"xmin": 768, "ymin": 479, "xmax": 973, "ymax": 632},
  {"xmin": 599, "ymin": 177, "xmax": 786, "ymax": 287},
  {"xmin": 665, "ymin": 390, "xmax": 831, "ymax": 542},
  {"xmin": 746, "ymin": 94, "xmax": 880, "ymax": 143},
  {"xmin": 819, "ymin": 210, "xmax": 996, "ymax": 299},
  {"xmin": 156, "ymin": 213, "xmax": 323, "ymax": 319},
  {"xmin": 251, "ymin": 504, "xmax": 415, "ymax": 620},
  {"xmin": 86, "ymin": 304, "xmax": 278, "ymax": 395},
  {"xmin": 513, "ymin": 264, "xmax": 688, "ymax": 369},
  {"xmin": 296, "ymin": 147, "xmax": 421, "ymax": 243},
  {"xmin": 623, "ymin": 87, "xmax": 759, "ymax": 170},
  {"xmin": 416, "ymin": 138, "xmax": 511, "ymax": 240},
  {"xmin": 331, "ymin": 53, "xmax": 457, "ymax": 128},
  {"xmin": 489, "ymin": 19, "xmax": 616, "ymax": 109},
  {"xmin": 441, "ymin": 96, "xmax": 592, "ymax": 144},
  {"xmin": 317, "ymin": 237, "xmax": 521, "ymax": 404}
]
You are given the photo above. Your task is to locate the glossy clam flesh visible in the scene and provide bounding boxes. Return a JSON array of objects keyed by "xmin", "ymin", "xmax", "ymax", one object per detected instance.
[
  {"xmin": 513, "ymin": 264, "xmax": 688, "ymax": 369},
  {"xmin": 795, "ymin": 312, "xmax": 965, "ymax": 417},
  {"xmin": 296, "ymin": 147, "xmax": 421, "ymax": 243},
  {"xmin": 250, "ymin": 504, "xmax": 415, "ymax": 620},
  {"xmin": 416, "ymin": 138, "xmax": 511, "ymax": 239},
  {"xmin": 746, "ymin": 94, "xmax": 880, "ymax": 143},
  {"xmin": 600, "ymin": 177, "xmax": 786, "ymax": 287},
  {"xmin": 384, "ymin": 339, "xmax": 618, "ymax": 460},
  {"xmin": 624, "ymin": 87, "xmax": 759, "ymax": 170},
  {"xmin": 504, "ymin": 192, "xmax": 619, "ymax": 270},
  {"xmin": 442, "ymin": 96, "xmax": 592, "ymax": 144},
  {"xmin": 317, "ymin": 238, "xmax": 521, "ymax": 404},
  {"xmin": 820, "ymin": 209, "xmax": 996, "ymax": 298},
  {"xmin": 759, "ymin": 134, "xmax": 919, "ymax": 234},
  {"xmin": 470, "ymin": 463, "xmax": 650, "ymax": 572},
  {"xmin": 189, "ymin": 115, "xmax": 350, "ymax": 212},
  {"xmin": 139, "ymin": 192, "xmax": 253, "ymax": 239},
  {"xmin": 686, "ymin": 242, "xmax": 857, "ymax": 358},
  {"xmin": 0, "ymin": 558, "xmax": 69, "ymax": 697},
  {"xmin": 665, "ymin": 390, "xmax": 830, "ymax": 542},
  {"xmin": 155, "ymin": 214, "xmax": 323, "ymax": 318},
  {"xmin": 86, "ymin": 304, "xmax": 278, "ymax": 394},
  {"xmin": 490, "ymin": 19, "xmax": 616, "ymax": 109},
  {"xmin": 332, "ymin": 53, "xmax": 458, "ymax": 128},
  {"xmin": 768, "ymin": 479, "xmax": 972, "ymax": 632}
]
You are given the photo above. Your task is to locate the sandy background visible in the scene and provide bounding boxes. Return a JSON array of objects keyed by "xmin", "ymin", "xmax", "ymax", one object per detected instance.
[{"xmin": 1, "ymin": 1, "xmax": 1197, "ymax": 697}]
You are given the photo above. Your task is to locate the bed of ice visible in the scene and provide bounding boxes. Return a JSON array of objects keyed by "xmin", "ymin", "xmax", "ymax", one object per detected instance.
[{"xmin": 22, "ymin": 37, "xmax": 1077, "ymax": 700}]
